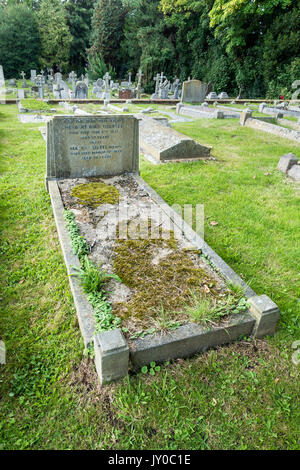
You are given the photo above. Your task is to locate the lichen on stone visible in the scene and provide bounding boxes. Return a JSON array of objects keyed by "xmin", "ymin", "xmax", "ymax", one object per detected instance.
[{"xmin": 70, "ymin": 182, "xmax": 120, "ymax": 208}]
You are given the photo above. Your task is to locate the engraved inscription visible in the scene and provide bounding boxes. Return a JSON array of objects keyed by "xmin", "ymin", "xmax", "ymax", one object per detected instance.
[{"xmin": 64, "ymin": 118, "xmax": 124, "ymax": 162}]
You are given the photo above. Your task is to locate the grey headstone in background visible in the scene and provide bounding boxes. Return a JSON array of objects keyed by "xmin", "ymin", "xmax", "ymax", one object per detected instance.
[
  {"xmin": 46, "ymin": 115, "xmax": 139, "ymax": 180},
  {"xmin": 75, "ymin": 81, "xmax": 88, "ymax": 99},
  {"xmin": 30, "ymin": 70, "xmax": 36, "ymax": 82},
  {"xmin": 207, "ymin": 91, "xmax": 218, "ymax": 100},
  {"xmin": 54, "ymin": 72, "xmax": 62, "ymax": 84},
  {"xmin": 17, "ymin": 89, "xmax": 26, "ymax": 99},
  {"xmin": 181, "ymin": 80, "xmax": 208, "ymax": 103},
  {"xmin": 277, "ymin": 153, "xmax": 298, "ymax": 174},
  {"xmin": 218, "ymin": 92, "xmax": 229, "ymax": 100}
]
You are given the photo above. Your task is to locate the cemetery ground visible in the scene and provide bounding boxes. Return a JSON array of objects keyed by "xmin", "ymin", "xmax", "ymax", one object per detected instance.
[{"xmin": 0, "ymin": 103, "xmax": 299, "ymax": 450}]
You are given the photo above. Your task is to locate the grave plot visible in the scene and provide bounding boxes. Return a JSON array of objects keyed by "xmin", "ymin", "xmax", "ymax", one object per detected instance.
[
  {"xmin": 139, "ymin": 116, "xmax": 212, "ymax": 163},
  {"xmin": 17, "ymin": 99, "xmax": 66, "ymax": 123},
  {"xmin": 47, "ymin": 114, "xmax": 280, "ymax": 385}
]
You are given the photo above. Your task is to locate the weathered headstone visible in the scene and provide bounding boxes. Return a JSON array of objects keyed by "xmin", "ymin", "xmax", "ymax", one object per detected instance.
[
  {"xmin": 20, "ymin": 71, "xmax": 27, "ymax": 88},
  {"xmin": 135, "ymin": 69, "xmax": 144, "ymax": 99},
  {"xmin": 75, "ymin": 81, "xmax": 88, "ymax": 99},
  {"xmin": 60, "ymin": 80, "xmax": 71, "ymax": 99},
  {"xmin": 53, "ymin": 82, "xmax": 64, "ymax": 99},
  {"xmin": 69, "ymin": 71, "xmax": 77, "ymax": 90},
  {"xmin": 173, "ymin": 79, "xmax": 181, "ymax": 99},
  {"xmin": 159, "ymin": 79, "xmax": 170, "ymax": 99},
  {"xmin": 181, "ymin": 80, "xmax": 208, "ymax": 103},
  {"xmin": 36, "ymin": 75, "xmax": 44, "ymax": 99},
  {"xmin": 102, "ymin": 72, "xmax": 111, "ymax": 100},
  {"xmin": 151, "ymin": 73, "xmax": 161, "ymax": 100},
  {"xmin": 46, "ymin": 115, "xmax": 139, "ymax": 180},
  {"xmin": 17, "ymin": 89, "xmax": 26, "ymax": 99},
  {"xmin": 31, "ymin": 70, "xmax": 36, "ymax": 82}
]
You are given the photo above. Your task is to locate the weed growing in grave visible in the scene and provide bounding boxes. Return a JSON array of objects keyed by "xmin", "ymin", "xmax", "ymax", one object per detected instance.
[
  {"xmin": 83, "ymin": 343, "xmax": 95, "ymax": 359},
  {"xmin": 72, "ymin": 255, "xmax": 121, "ymax": 294},
  {"xmin": 141, "ymin": 362, "xmax": 161, "ymax": 376},
  {"xmin": 63, "ymin": 210, "xmax": 121, "ymax": 332},
  {"xmin": 63, "ymin": 210, "xmax": 89, "ymax": 258},
  {"xmin": 183, "ymin": 291, "xmax": 250, "ymax": 326}
]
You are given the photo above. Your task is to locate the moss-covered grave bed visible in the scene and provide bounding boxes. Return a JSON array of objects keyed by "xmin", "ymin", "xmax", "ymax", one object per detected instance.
[{"xmin": 58, "ymin": 175, "xmax": 249, "ymax": 341}]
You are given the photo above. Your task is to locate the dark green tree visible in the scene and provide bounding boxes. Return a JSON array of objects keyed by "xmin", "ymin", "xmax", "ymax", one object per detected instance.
[
  {"xmin": 0, "ymin": 4, "xmax": 40, "ymax": 78},
  {"xmin": 65, "ymin": 0, "xmax": 94, "ymax": 75},
  {"xmin": 37, "ymin": 0, "xmax": 72, "ymax": 71},
  {"xmin": 121, "ymin": 0, "xmax": 175, "ymax": 87},
  {"xmin": 89, "ymin": 0, "xmax": 125, "ymax": 74}
]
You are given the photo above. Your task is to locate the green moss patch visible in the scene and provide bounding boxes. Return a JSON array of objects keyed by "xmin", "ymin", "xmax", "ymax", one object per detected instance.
[
  {"xmin": 70, "ymin": 182, "xmax": 120, "ymax": 208},
  {"xmin": 113, "ymin": 230, "xmax": 225, "ymax": 329}
]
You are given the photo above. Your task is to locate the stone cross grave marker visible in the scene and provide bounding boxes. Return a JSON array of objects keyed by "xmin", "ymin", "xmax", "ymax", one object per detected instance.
[
  {"xmin": 46, "ymin": 115, "xmax": 139, "ymax": 181},
  {"xmin": 53, "ymin": 82, "xmax": 64, "ymax": 99},
  {"xmin": 69, "ymin": 71, "xmax": 77, "ymax": 90},
  {"xmin": 21, "ymin": 71, "xmax": 26, "ymax": 88},
  {"xmin": 36, "ymin": 75, "xmax": 44, "ymax": 99}
]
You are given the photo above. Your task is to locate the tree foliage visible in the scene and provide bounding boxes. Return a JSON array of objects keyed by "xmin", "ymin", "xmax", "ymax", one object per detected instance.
[
  {"xmin": 0, "ymin": 0, "xmax": 299, "ymax": 98},
  {"xmin": 65, "ymin": 0, "xmax": 94, "ymax": 75},
  {"xmin": 0, "ymin": 4, "xmax": 40, "ymax": 77},
  {"xmin": 89, "ymin": 0, "xmax": 124, "ymax": 74},
  {"xmin": 37, "ymin": 0, "xmax": 72, "ymax": 71}
]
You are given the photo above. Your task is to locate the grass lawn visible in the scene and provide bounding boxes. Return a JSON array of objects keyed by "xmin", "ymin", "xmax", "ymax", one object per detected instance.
[{"xmin": 0, "ymin": 105, "xmax": 299, "ymax": 450}]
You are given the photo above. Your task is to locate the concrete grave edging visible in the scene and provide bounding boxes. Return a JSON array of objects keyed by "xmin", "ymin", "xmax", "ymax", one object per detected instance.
[
  {"xmin": 241, "ymin": 116, "xmax": 300, "ymax": 143},
  {"xmin": 48, "ymin": 174, "xmax": 280, "ymax": 384},
  {"xmin": 48, "ymin": 180, "xmax": 95, "ymax": 346}
]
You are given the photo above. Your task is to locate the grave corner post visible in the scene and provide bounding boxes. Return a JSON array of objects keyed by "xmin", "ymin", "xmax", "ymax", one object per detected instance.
[
  {"xmin": 248, "ymin": 294, "xmax": 280, "ymax": 338},
  {"xmin": 94, "ymin": 329, "xmax": 129, "ymax": 385}
]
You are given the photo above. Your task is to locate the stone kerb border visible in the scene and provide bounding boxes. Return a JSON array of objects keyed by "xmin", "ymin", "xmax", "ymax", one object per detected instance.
[
  {"xmin": 240, "ymin": 109, "xmax": 300, "ymax": 143},
  {"xmin": 48, "ymin": 175, "xmax": 280, "ymax": 385}
]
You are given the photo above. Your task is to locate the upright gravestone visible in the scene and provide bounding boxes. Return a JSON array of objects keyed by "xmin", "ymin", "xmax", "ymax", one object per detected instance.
[
  {"xmin": 46, "ymin": 115, "xmax": 139, "ymax": 181},
  {"xmin": 69, "ymin": 71, "xmax": 77, "ymax": 90},
  {"xmin": 36, "ymin": 75, "xmax": 44, "ymax": 99},
  {"xmin": 75, "ymin": 81, "xmax": 88, "ymax": 99},
  {"xmin": 102, "ymin": 72, "xmax": 111, "ymax": 101},
  {"xmin": 31, "ymin": 70, "xmax": 37, "ymax": 82},
  {"xmin": 21, "ymin": 71, "xmax": 27, "ymax": 88},
  {"xmin": 181, "ymin": 80, "xmax": 208, "ymax": 103},
  {"xmin": 60, "ymin": 80, "xmax": 70, "ymax": 99}
]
